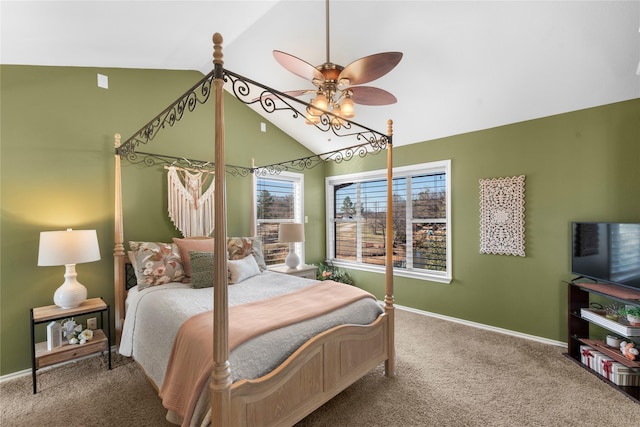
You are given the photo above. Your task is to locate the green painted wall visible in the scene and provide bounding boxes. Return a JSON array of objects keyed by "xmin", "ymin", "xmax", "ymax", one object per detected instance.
[
  {"xmin": 327, "ymin": 98, "xmax": 640, "ymax": 341},
  {"xmin": 1, "ymin": 64, "xmax": 638, "ymax": 376},
  {"xmin": 0, "ymin": 65, "xmax": 322, "ymax": 375}
]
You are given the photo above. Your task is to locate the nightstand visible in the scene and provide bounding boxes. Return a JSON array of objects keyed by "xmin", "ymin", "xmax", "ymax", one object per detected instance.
[
  {"xmin": 30, "ymin": 297, "xmax": 111, "ymax": 393},
  {"xmin": 269, "ymin": 264, "xmax": 318, "ymax": 280}
]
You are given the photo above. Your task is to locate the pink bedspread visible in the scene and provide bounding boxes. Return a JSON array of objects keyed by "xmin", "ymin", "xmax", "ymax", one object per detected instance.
[{"xmin": 159, "ymin": 280, "xmax": 376, "ymax": 426}]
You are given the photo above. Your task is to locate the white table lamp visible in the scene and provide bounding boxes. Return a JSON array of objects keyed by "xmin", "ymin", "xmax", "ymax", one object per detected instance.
[
  {"xmin": 279, "ymin": 223, "xmax": 305, "ymax": 269},
  {"xmin": 38, "ymin": 229, "xmax": 101, "ymax": 308}
]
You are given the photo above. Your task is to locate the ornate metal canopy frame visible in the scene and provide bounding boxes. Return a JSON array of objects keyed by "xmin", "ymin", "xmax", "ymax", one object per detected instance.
[{"xmin": 115, "ymin": 66, "xmax": 392, "ymax": 175}]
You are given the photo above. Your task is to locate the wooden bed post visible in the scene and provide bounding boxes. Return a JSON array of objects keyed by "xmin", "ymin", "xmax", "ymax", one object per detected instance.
[
  {"xmin": 210, "ymin": 33, "xmax": 231, "ymax": 427},
  {"xmin": 384, "ymin": 120, "xmax": 396, "ymax": 378},
  {"xmin": 113, "ymin": 133, "xmax": 125, "ymax": 345},
  {"xmin": 250, "ymin": 158, "xmax": 257, "ymax": 237}
]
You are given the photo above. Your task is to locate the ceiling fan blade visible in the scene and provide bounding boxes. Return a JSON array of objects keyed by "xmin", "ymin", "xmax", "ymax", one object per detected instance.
[
  {"xmin": 339, "ymin": 52, "xmax": 403, "ymax": 86},
  {"xmin": 252, "ymin": 89, "xmax": 313, "ymax": 103},
  {"xmin": 273, "ymin": 50, "xmax": 324, "ymax": 83},
  {"xmin": 282, "ymin": 89, "xmax": 314, "ymax": 98},
  {"xmin": 348, "ymin": 86, "xmax": 398, "ymax": 106}
]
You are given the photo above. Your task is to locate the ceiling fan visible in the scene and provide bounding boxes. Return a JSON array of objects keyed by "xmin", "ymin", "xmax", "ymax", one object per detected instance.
[{"xmin": 273, "ymin": 0, "xmax": 402, "ymax": 124}]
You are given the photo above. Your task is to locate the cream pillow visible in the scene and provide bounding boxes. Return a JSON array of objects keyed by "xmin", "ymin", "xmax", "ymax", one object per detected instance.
[{"xmin": 228, "ymin": 255, "xmax": 261, "ymax": 284}]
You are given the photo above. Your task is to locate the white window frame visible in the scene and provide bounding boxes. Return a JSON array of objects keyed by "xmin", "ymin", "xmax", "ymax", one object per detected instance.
[
  {"xmin": 254, "ymin": 170, "xmax": 305, "ymax": 265},
  {"xmin": 325, "ymin": 160, "xmax": 451, "ymax": 283}
]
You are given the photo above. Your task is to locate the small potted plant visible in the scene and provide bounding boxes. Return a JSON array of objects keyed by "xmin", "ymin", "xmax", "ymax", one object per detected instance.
[
  {"xmin": 621, "ymin": 306, "xmax": 640, "ymax": 326},
  {"xmin": 316, "ymin": 260, "xmax": 353, "ymax": 285}
]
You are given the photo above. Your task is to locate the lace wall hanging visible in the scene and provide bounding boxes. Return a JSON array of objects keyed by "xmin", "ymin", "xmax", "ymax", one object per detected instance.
[
  {"xmin": 479, "ymin": 175, "xmax": 525, "ymax": 256},
  {"xmin": 166, "ymin": 166, "xmax": 215, "ymax": 237}
]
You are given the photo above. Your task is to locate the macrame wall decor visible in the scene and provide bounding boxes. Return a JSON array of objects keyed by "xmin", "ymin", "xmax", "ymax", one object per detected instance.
[
  {"xmin": 479, "ymin": 175, "xmax": 525, "ymax": 256},
  {"xmin": 166, "ymin": 166, "xmax": 215, "ymax": 237}
]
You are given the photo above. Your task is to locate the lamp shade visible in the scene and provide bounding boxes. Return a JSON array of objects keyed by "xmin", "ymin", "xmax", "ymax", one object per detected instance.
[
  {"xmin": 38, "ymin": 229, "xmax": 101, "ymax": 266},
  {"xmin": 279, "ymin": 223, "xmax": 305, "ymax": 243}
]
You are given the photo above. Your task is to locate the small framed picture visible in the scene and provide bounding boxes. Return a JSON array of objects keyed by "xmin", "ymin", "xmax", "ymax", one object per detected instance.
[{"xmin": 47, "ymin": 321, "xmax": 62, "ymax": 351}]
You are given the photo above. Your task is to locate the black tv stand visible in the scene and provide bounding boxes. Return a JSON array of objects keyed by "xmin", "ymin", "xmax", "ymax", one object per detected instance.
[{"xmin": 566, "ymin": 280, "xmax": 640, "ymax": 403}]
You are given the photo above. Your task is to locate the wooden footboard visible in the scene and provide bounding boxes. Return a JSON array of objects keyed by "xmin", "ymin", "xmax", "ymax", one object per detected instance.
[{"xmin": 227, "ymin": 314, "xmax": 389, "ymax": 427}]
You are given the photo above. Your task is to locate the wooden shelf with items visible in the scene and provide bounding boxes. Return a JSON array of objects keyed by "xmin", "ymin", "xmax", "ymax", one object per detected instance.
[
  {"xmin": 34, "ymin": 329, "xmax": 108, "ymax": 369},
  {"xmin": 268, "ymin": 264, "xmax": 318, "ymax": 280},
  {"xmin": 580, "ymin": 308, "xmax": 640, "ymax": 337},
  {"xmin": 30, "ymin": 297, "xmax": 111, "ymax": 393},
  {"xmin": 566, "ymin": 281, "xmax": 640, "ymax": 403},
  {"xmin": 580, "ymin": 339, "xmax": 640, "ymax": 369}
]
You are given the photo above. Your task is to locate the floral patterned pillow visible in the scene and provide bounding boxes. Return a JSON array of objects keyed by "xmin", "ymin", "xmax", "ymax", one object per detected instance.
[
  {"xmin": 129, "ymin": 241, "xmax": 185, "ymax": 290},
  {"xmin": 226, "ymin": 237, "xmax": 267, "ymax": 271}
]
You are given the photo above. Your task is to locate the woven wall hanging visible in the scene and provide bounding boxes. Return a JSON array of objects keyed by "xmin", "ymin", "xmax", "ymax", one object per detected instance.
[
  {"xmin": 166, "ymin": 166, "xmax": 215, "ymax": 237},
  {"xmin": 479, "ymin": 175, "xmax": 525, "ymax": 256}
]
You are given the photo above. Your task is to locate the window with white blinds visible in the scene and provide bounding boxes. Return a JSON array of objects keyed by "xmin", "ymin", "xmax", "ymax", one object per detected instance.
[
  {"xmin": 255, "ymin": 171, "xmax": 304, "ymax": 265},
  {"xmin": 326, "ymin": 160, "xmax": 451, "ymax": 283}
]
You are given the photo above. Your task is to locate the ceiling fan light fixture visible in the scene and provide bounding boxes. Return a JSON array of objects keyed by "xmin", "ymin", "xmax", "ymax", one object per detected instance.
[
  {"xmin": 340, "ymin": 95, "xmax": 355, "ymax": 119},
  {"xmin": 312, "ymin": 92, "xmax": 328, "ymax": 112},
  {"xmin": 305, "ymin": 92, "xmax": 329, "ymax": 123}
]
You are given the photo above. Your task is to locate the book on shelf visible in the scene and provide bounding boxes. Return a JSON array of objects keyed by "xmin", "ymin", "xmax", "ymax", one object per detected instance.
[
  {"xmin": 580, "ymin": 309, "xmax": 640, "ymax": 337},
  {"xmin": 46, "ymin": 321, "xmax": 62, "ymax": 351}
]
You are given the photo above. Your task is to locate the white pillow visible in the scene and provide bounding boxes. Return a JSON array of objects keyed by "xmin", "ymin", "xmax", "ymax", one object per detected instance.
[{"xmin": 228, "ymin": 255, "xmax": 261, "ymax": 284}]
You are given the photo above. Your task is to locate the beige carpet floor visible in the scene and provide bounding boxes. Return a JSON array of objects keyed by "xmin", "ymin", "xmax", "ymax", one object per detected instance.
[{"xmin": 2, "ymin": 308, "xmax": 640, "ymax": 426}]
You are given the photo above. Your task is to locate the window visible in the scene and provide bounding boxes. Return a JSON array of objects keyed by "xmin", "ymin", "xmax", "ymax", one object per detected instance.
[
  {"xmin": 326, "ymin": 160, "xmax": 451, "ymax": 283},
  {"xmin": 255, "ymin": 171, "xmax": 304, "ymax": 265}
]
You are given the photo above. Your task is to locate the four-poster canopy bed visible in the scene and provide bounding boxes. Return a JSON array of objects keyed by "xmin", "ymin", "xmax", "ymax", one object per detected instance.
[{"xmin": 113, "ymin": 33, "xmax": 396, "ymax": 426}]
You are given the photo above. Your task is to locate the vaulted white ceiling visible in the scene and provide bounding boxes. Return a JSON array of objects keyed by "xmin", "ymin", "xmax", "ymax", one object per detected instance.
[{"xmin": 2, "ymin": 1, "xmax": 639, "ymax": 154}]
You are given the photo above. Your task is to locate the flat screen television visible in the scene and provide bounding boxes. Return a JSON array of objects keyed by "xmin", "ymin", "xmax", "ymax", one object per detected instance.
[{"xmin": 571, "ymin": 222, "xmax": 640, "ymax": 291}]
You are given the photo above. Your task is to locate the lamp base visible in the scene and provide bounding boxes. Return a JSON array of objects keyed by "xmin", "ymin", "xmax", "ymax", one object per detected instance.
[
  {"xmin": 53, "ymin": 264, "xmax": 88, "ymax": 309},
  {"xmin": 285, "ymin": 250, "xmax": 300, "ymax": 269}
]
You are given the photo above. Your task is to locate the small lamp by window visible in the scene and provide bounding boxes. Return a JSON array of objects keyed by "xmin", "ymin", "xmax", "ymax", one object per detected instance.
[
  {"xmin": 38, "ymin": 229, "xmax": 101, "ymax": 309},
  {"xmin": 279, "ymin": 223, "xmax": 305, "ymax": 269}
]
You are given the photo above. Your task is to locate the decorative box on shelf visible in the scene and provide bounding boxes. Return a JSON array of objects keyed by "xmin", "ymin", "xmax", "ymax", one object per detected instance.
[
  {"xmin": 580, "ymin": 345, "xmax": 599, "ymax": 370},
  {"xmin": 579, "ymin": 343, "xmax": 640, "ymax": 386},
  {"xmin": 593, "ymin": 352, "xmax": 615, "ymax": 378},
  {"xmin": 610, "ymin": 362, "xmax": 640, "ymax": 387}
]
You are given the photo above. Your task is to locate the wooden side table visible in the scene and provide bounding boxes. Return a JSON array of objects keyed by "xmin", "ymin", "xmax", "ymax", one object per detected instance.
[
  {"xmin": 268, "ymin": 264, "xmax": 318, "ymax": 280},
  {"xmin": 30, "ymin": 297, "xmax": 111, "ymax": 393}
]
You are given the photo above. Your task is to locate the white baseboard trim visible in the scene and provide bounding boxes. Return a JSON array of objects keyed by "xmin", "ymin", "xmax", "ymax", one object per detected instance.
[
  {"xmin": 395, "ymin": 304, "xmax": 567, "ymax": 348},
  {"xmin": 0, "ymin": 368, "xmax": 31, "ymax": 384},
  {"xmin": 0, "ymin": 345, "xmax": 118, "ymax": 384}
]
